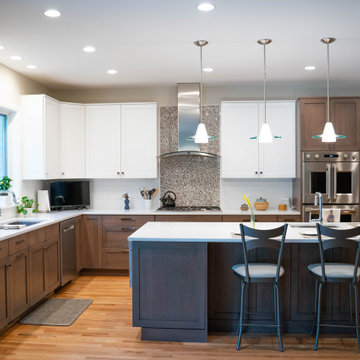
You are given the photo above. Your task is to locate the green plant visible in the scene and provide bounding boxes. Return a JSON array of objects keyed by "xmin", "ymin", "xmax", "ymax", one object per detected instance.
[
  {"xmin": 16, "ymin": 196, "xmax": 39, "ymax": 215},
  {"xmin": 0, "ymin": 176, "xmax": 12, "ymax": 191}
]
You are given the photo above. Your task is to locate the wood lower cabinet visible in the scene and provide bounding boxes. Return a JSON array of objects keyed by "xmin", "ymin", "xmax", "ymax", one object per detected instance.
[
  {"xmin": 82, "ymin": 216, "xmax": 103, "ymax": 269},
  {"xmin": 29, "ymin": 242, "xmax": 46, "ymax": 305},
  {"xmin": 277, "ymin": 215, "xmax": 302, "ymax": 222},
  {"xmin": 44, "ymin": 236, "xmax": 60, "ymax": 293},
  {"xmin": 8, "ymin": 249, "xmax": 30, "ymax": 321},
  {"xmin": 222, "ymin": 215, "xmax": 278, "ymax": 222},
  {"xmin": 75, "ymin": 217, "xmax": 82, "ymax": 272},
  {"xmin": 155, "ymin": 215, "xmax": 223, "ymax": 222},
  {"xmin": 0, "ymin": 257, "xmax": 10, "ymax": 329}
]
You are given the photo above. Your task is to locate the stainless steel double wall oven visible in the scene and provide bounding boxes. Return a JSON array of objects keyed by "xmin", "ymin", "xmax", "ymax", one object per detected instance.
[{"xmin": 302, "ymin": 151, "xmax": 360, "ymax": 221}]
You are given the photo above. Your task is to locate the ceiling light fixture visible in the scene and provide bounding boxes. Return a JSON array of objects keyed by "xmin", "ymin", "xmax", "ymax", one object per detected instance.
[
  {"xmin": 83, "ymin": 46, "xmax": 96, "ymax": 53},
  {"xmin": 250, "ymin": 39, "xmax": 281, "ymax": 143},
  {"xmin": 186, "ymin": 40, "xmax": 216, "ymax": 144},
  {"xmin": 26, "ymin": 64, "xmax": 37, "ymax": 69},
  {"xmin": 107, "ymin": 69, "xmax": 117, "ymax": 75},
  {"xmin": 313, "ymin": 38, "xmax": 345, "ymax": 142},
  {"xmin": 203, "ymin": 67, "xmax": 214, "ymax": 72},
  {"xmin": 305, "ymin": 65, "xmax": 316, "ymax": 71},
  {"xmin": 44, "ymin": 9, "xmax": 61, "ymax": 18},
  {"xmin": 197, "ymin": 3, "xmax": 215, "ymax": 11},
  {"xmin": 10, "ymin": 55, "xmax": 22, "ymax": 61}
]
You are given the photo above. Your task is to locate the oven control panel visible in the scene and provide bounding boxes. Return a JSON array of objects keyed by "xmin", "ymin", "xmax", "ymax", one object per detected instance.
[{"xmin": 303, "ymin": 151, "xmax": 359, "ymax": 162}]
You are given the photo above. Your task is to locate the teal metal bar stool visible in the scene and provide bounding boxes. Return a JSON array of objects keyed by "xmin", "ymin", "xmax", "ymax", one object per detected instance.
[
  {"xmin": 309, "ymin": 223, "xmax": 360, "ymax": 351},
  {"xmin": 232, "ymin": 223, "xmax": 288, "ymax": 351}
]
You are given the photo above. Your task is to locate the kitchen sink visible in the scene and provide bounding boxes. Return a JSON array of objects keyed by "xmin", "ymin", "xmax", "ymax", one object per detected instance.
[{"xmin": 0, "ymin": 219, "xmax": 44, "ymax": 229}]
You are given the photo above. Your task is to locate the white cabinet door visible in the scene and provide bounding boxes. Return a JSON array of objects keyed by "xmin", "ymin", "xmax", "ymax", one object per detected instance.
[
  {"xmin": 86, "ymin": 105, "xmax": 121, "ymax": 178},
  {"xmin": 22, "ymin": 95, "xmax": 60, "ymax": 179},
  {"xmin": 221, "ymin": 102, "xmax": 259, "ymax": 178},
  {"xmin": 259, "ymin": 101, "xmax": 296, "ymax": 178},
  {"xmin": 60, "ymin": 103, "xmax": 86, "ymax": 178},
  {"xmin": 121, "ymin": 104, "xmax": 157, "ymax": 178}
]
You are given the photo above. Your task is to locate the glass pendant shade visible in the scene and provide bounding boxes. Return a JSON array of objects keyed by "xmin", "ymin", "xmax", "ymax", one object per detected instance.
[
  {"xmin": 258, "ymin": 123, "xmax": 274, "ymax": 143},
  {"xmin": 321, "ymin": 122, "xmax": 337, "ymax": 142},
  {"xmin": 194, "ymin": 123, "xmax": 209, "ymax": 143}
]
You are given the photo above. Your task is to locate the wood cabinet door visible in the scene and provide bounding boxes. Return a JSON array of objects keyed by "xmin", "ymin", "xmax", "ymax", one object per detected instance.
[
  {"xmin": 221, "ymin": 102, "xmax": 259, "ymax": 178},
  {"xmin": 86, "ymin": 105, "xmax": 121, "ymax": 178},
  {"xmin": 44, "ymin": 96, "xmax": 61, "ymax": 179},
  {"xmin": 121, "ymin": 104, "xmax": 157, "ymax": 178},
  {"xmin": 259, "ymin": 101, "xmax": 296, "ymax": 178},
  {"xmin": 44, "ymin": 236, "xmax": 60, "ymax": 293},
  {"xmin": 299, "ymin": 98, "xmax": 329, "ymax": 151},
  {"xmin": 60, "ymin": 103, "xmax": 86, "ymax": 178},
  {"xmin": 331, "ymin": 98, "xmax": 360, "ymax": 150},
  {"xmin": 0, "ymin": 258, "xmax": 10, "ymax": 330},
  {"xmin": 29, "ymin": 242, "xmax": 45, "ymax": 305},
  {"xmin": 82, "ymin": 216, "xmax": 103, "ymax": 269},
  {"xmin": 76, "ymin": 217, "xmax": 82, "ymax": 272},
  {"xmin": 8, "ymin": 250, "xmax": 30, "ymax": 321}
]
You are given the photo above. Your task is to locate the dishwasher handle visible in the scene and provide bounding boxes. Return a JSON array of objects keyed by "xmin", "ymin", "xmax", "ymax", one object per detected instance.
[{"xmin": 63, "ymin": 224, "xmax": 75, "ymax": 233}]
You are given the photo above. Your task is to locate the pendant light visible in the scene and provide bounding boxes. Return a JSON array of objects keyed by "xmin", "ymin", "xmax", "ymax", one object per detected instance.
[
  {"xmin": 313, "ymin": 38, "xmax": 345, "ymax": 142},
  {"xmin": 187, "ymin": 40, "xmax": 215, "ymax": 143},
  {"xmin": 250, "ymin": 39, "xmax": 281, "ymax": 143}
]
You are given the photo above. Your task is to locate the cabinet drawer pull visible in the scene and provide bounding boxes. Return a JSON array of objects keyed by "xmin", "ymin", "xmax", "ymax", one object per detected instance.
[
  {"xmin": 63, "ymin": 225, "xmax": 74, "ymax": 232},
  {"xmin": 15, "ymin": 253, "xmax": 24, "ymax": 260},
  {"xmin": 120, "ymin": 249, "xmax": 130, "ymax": 254},
  {"xmin": 6, "ymin": 264, "xmax": 12, "ymax": 268},
  {"xmin": 44, "ymin": 246, "xmax": 50, "ymax": 250},
  {"xmin": 121, "ymin": 218, "xmax": 135, "ymax": 221},
  {"xmin": 15, "ymin": 239, "xmax": 26, "ymax": 244},
  {"xmin": 121, "ymin": 227, "xmax": 136, "ymax": 231}
]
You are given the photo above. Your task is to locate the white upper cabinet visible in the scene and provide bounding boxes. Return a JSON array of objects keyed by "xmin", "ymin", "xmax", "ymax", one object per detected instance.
[
  {"xmin": 86, "ymin": 103, "xmax": 158, "ymax": 179},
  {"xmin": 121, "ymin": 104, "xmax": 157, "ymax": 178},
  {"xmin": 221, "ymin": 101, "xmax": 296, "ymax": 178},
  {"xmin": 86, "ymin": 105, "xmax": 122, "ymax": 178},
  {"xmin": 22, "ymin": 95, "xmax": 61, "ymax": 179},
  {"xmin": 60, "ymin": 103, "xmax": 86, "ymax": 178}
]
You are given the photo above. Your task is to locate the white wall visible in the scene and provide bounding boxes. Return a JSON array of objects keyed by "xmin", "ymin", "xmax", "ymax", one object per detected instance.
[{"xmin": 221, "ymin": 178, "xmax": 293, "ymax": 210}]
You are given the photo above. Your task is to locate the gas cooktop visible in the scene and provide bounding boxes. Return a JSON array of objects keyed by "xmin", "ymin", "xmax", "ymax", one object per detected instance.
[{"xmin": 157, "ymin": 206, "xmax": 221, "ymax": 212}]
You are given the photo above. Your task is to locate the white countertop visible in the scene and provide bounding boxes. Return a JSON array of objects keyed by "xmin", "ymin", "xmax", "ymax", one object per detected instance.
[{"xmin": 128, "ymin": 221, "xmax": 355, "ymax": 244}]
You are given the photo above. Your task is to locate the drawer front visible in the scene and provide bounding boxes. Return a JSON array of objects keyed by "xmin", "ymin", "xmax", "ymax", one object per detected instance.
[
  {"xmin": 9, "ymin": 234, "xmax": 29, "ymax": 255},
  {"xmin": 0, "ymin": 240, "xmax": 9, "ymax": 260},
  {"xmin": 102, "ymin": 249, "xmax": 129, "ymax": 270},
  {"xmin": 277, "ymin": 215, "xmax": 302, "ymax": 222},
  {"xmin": 155, "ymin": 215, "xmax": 223, "ymax": 222},
  {"xmin": 29, "ymin": 228, "xmax": 46, "ymax": 247},
  {"xmin": 222, "ymin": 215, "xmax": 278, "ymax": 222},
  {"xmin": 103, "ymin": 227, "xmax": 137, "ymax": 248},
  {"xmin": 46, "ymin": 223, "xmax": 59, "ymax": 239},
  {"xmin": 103, "ymin": 215, "xmax": 154, "ymax": 227}
]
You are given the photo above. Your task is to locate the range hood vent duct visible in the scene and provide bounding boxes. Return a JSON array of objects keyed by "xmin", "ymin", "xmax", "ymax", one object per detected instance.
[{"xmin": 160, "ymin": 83, "xmax": 217, "ymax": 158}]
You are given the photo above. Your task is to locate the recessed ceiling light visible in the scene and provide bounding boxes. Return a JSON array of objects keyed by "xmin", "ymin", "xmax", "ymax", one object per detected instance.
[
  {"xmin": 197, "ymin": 3, "xmax": 215, "ymax": 11},
  {"xmin": 0, "ymin": 45, "xmax": 4, "ymax": 50},
  {"xmin": 305, "ymin": 65, "xmax": 316, "ymax": 71},
  {"xmin": 83, "ymin": 46, "xmax": 96, "ymax": 53},
  {"xmin": 10, "ymin": 55, "xmax": 22, "ymax": 61},
  {"xmin": 203, "ymin": 67, "xmax": 214, "ymax": 72},
  {"xmin": 107, "ymin": 69, "xmax": 118, "ymax": 75},
  {"xmin": 27, "ymin": 64, "xmax": 37, "ymax": 69},
  {"xmin": 44, "ymin": 9, "xmax": 61, "ymax": 18}
]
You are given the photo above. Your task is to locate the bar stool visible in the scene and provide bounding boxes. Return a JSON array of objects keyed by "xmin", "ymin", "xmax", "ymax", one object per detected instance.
[
  {"xmin": 309, "ymin": 223, "xmax": 360, "ymax": 351},
  {"xmin": 232, "ymin": 223, "xmax": 288, "ymax": 351}
]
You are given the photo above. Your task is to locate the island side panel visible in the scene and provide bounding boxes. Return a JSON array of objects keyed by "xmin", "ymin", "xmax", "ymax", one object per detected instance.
[{"xmin": 132, "ymin": 241, "xmax": 208, "ymax": 342}]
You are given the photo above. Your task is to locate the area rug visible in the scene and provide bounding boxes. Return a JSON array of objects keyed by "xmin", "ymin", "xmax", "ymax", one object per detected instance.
[{"xmin": 19, "ymin": 298, "xmax": 93, "ymax": 326}]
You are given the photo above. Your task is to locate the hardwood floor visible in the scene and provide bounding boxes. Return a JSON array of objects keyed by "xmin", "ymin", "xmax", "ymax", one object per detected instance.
[{"xmin": 0, "ymin": 276, "xmax": 359, "ymax": 359}]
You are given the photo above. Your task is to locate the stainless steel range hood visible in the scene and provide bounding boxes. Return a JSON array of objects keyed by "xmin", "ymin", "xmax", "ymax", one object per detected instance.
[{"xmin": 160, "ymin": 83, "xmax": 217, "ymax": 158}]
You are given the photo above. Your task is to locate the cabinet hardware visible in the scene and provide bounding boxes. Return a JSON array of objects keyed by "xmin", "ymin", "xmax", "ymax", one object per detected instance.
[
  {"xmin": 121, "ymin": 218, "xmax": 135, "ymax": 221},
  {"xmin": 255, "ymin": 171, "xmax": 258, "ymax": 174},
  {"xmin": 43, "ymin": 246, "xmax": 50, "ymax": 250},
  {"xmin": 117, "ymin": 171, "xmax": 120, "ymax": 175},
  {"xmin": 121, "ymin": 227, "xmax": 136, "ymax": 231},
  {"xmin": 6, "ymin": 264, "xmax": 12, "ymax": 268},
  {"xmin": 63, "ymin": 225, "xmax": 75, "ymax": 232},
  {"xmin": 121, "ymin": 171, "xmax": 125, "ymax": 175},
  {"xmin": 62, "ymin": 172, "xmax": 65, "ymax": 175},
  {"xmin": 259, "ymin": 171, "xmax": 263, "ymax": 174},
  {"xmin": 120, "ymin": 249, "xmax": 130, "ymax": 254},
  {"xmin": 15, "ymin": 239, "xmax": 26, "ymax": 244},
  {"xmin": 15, "ymin": 253, "xmax": 24, "ymax": 260}
]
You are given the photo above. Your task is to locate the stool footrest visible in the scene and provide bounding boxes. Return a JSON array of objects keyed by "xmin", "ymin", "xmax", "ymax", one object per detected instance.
[
  {"xmin": 242, "ymin": 323, "xmax": 280, "ymax": 328},
  {"xmin": 317, "ymin": 323, "xmax": 360, "ymax": 329}
]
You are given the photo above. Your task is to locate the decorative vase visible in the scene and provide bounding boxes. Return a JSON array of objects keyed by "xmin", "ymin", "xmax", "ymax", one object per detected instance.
[{"xmin": 124, "ymin": 198, "xmax": 130, "ymax": 210}]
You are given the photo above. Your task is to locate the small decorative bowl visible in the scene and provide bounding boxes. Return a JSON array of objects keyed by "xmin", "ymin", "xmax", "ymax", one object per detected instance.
[
  {"xmin": 240, "ymin": 203, "xmax": 249, "ymax": 211},
  {"xmin": 254, "ymin": 197, "xmax": 269, "ymax": 211}
]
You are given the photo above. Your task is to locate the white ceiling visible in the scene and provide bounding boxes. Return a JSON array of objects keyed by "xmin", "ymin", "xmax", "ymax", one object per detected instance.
[{"xmin": 0, "ymin": 0, "xmax": 359, "ymax": 89}]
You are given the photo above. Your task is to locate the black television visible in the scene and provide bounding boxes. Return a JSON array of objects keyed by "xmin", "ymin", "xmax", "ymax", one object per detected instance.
[{"xmin": 48, "ymin": 180, "xmax": 90, "ymax": 210}]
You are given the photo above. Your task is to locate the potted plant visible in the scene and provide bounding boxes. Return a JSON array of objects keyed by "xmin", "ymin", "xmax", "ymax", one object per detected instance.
[
  {"xmin": 16, "ymin": 196, "xmax": 39, "ymax": 216},
  {"xmin": 0, "ymin": 176, "xmax": 13, "ymax": 207}
]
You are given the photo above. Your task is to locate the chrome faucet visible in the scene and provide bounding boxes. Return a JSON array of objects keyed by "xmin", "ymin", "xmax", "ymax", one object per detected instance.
[{"xmin": 313, "ymin": 192, "xmax": 323, "ymax": 223}]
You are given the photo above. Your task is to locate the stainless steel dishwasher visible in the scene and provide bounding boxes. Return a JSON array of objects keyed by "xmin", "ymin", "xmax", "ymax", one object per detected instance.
[{"xmin": 60, "ymin": 218, "xmax": 77, "ymax": 286}]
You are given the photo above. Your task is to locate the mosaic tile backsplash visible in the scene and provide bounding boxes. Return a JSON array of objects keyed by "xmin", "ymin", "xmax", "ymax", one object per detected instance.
[{"xmin": 160, "ymin": 105, "xmax": 220, "ymax": 207}]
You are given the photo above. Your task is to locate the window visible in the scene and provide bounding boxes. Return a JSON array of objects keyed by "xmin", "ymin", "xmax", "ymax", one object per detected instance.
[{"xmin": 0, "ymin": 114, "xmax": 7, "ymax": 177}]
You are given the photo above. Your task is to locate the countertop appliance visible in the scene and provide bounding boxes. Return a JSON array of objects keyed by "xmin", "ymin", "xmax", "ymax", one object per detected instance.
[
  {"xmin": 60, "ymin": 218, "xmax": 77, "ymax": 286},
  {"xmin": 157, "ymin": 205, "xmax": 221, "ymax": 211},
  {"xmin": 48, "ymin": 180, "xmax": 90, "ymax": 210}
]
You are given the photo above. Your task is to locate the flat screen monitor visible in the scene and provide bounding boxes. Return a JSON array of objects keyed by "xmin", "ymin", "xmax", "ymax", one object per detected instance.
[{"xmin": 49, "ymin": 180, "xmax": 90, "ymax": 210}]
